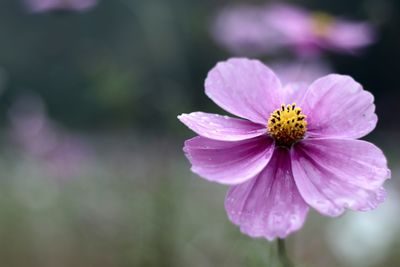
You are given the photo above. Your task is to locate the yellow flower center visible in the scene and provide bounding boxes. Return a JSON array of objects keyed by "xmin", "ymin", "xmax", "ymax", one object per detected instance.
[
  {"xmin": 267, "ymin": 103, "xmax": 307, "ymax": 147},
  {"xmin": 311, "ymin": 12, "xmax": 334, "ymax": 37}
]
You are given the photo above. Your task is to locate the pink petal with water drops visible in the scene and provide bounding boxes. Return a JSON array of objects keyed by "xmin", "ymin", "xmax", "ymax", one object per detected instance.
[
  {"xmin": 184, "ymin": 135, "xmax": 274, "ymax": 185},
  {"xmin": 205, "ymin": 58, "xmax": 282, "ymax": 125},
  {"xmin": 178, "ymin": 112, "xmax": 266, "ymax": 141},
  {"xmin": 301, "ymin": 74, "xmax": 377, "ymax": 139},
  {"xmin": 291, "ymin": 138, "xmax": 390, "ymax": 217},
  {"xmin": 225, "ymin": 148, "xmax": 309, "ymax": 240}
]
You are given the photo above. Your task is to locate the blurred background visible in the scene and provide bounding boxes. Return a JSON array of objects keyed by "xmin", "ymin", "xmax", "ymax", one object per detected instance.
[{"xmin": 0, "ymin": 0, "xmax": 399, "ymax": 266}]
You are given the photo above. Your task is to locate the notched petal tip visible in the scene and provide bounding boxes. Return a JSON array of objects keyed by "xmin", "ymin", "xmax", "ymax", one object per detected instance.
[
  {"xmin": 291, "ymin": 139, "xmax": 390, "ymax": 217},
  {"xmin": 177, "ymin": 113, "xmax": 191, "ymax": 122},
  {"xmin": 303, "ymin": 74, "xmax": 377, "ymax": 139}
]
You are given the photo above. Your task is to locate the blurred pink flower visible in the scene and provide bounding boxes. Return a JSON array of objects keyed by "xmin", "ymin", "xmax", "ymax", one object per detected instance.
[
  {"xmin": 9, "ymin": 94, "xmax": 91, "ymax": 179},
  {"xmin": 265, "ymin": 4, "xmax": 376, "ymax": 56},
  {"xmin": 23, "ymin": 0, "xmax": 97, "ymax": 13},
  {"xmin": 179, "ymin": 58, "xmax": 390, "ymax": 240},
  {"xmin": 212, "ymin": 5, "xmax": 282, "ymax": 55},
  {"xmin": 212, "ymin": 3, "xmax": 375, "ymax": 56}
]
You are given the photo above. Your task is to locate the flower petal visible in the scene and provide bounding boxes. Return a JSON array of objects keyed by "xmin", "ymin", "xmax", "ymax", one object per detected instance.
[
  {"xmin": 225, "ymin": 148, "xmax": 309, "ymax": 240},
  {"xmin": 205, "ymin": 58, "xmax": 282, "ymax": 125},
  {"xmin": 184, "ymin": 135, "xmax": 274, "ymax": 185},
  {"xmin": 302, "ymin": 74, "xmax": 377, "ymax": 139},
  {"xmin": 327, "ymin": 22, "xmax": 376, "ymax": 51},
  {"xmin": 264, "ymin": 4, "xmax": 312, "ymax": 47},
  {"xmin": 291, "ymin": 138, "xmax": 390, "ymax": 217},
  {"xmin": 178, "ymin": 112, "xmax": 266, "ymax": 141}
]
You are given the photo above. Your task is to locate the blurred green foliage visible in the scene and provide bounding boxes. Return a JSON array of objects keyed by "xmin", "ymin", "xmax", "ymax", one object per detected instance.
[{"xmin": 0, "ymin": 0, "xmax": 398, "ymax": 133}]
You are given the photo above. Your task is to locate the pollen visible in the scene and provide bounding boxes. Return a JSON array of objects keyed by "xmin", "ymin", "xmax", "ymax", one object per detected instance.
[
  {"xmin": 311, "ymin": 12, "xmax": 334, "ymax": 37},
  {"xmin": 267, "ymin": 103, "xmax": 307, "ymax": 147}
]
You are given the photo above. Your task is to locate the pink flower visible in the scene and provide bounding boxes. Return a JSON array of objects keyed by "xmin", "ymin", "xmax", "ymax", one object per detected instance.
[
  {"xmin": 265, "ymin": 4, "xmax": 376, "ymax": 56},
  {"xmin": 212, "ymin": 4, "xmax": 375, "ymax": 56},
  {"xmin": 178, "ymin": 58, "xmax": 390, "ymax": 240},
  {"xmin": 23, "ymin": 0, "xmax": 97, "ymax": 13}
]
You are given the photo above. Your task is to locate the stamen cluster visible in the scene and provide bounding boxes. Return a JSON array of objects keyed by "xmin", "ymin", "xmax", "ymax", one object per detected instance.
[
  {"xmin": 267, "ymin": 103, "xmax": 307, "ymax": 147},
  {"xmin": 311, "ymin": 12, "xmax": 334, "ymax": 37}
]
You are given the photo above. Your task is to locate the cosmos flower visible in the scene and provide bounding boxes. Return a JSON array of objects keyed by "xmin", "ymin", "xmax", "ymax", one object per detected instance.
[
  {"xmin": 212, "ymin": 3, "xmax": 375, "ymax": 56},
  {"xmin": 178, "ymin": 58, "xmax": 390, "ymax": 240},
  {"xmin": 23, "ymin": 0, "xmax": 97, "ymax": 13},
  {"xmin": 265, "ymin": 4, "xmax": 376, "ymax": 56}
]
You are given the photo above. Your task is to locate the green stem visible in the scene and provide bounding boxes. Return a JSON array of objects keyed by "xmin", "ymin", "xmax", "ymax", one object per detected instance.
[{"xmin": 277, "ymin": 239, "xmax": 294, "ymax": 267}]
